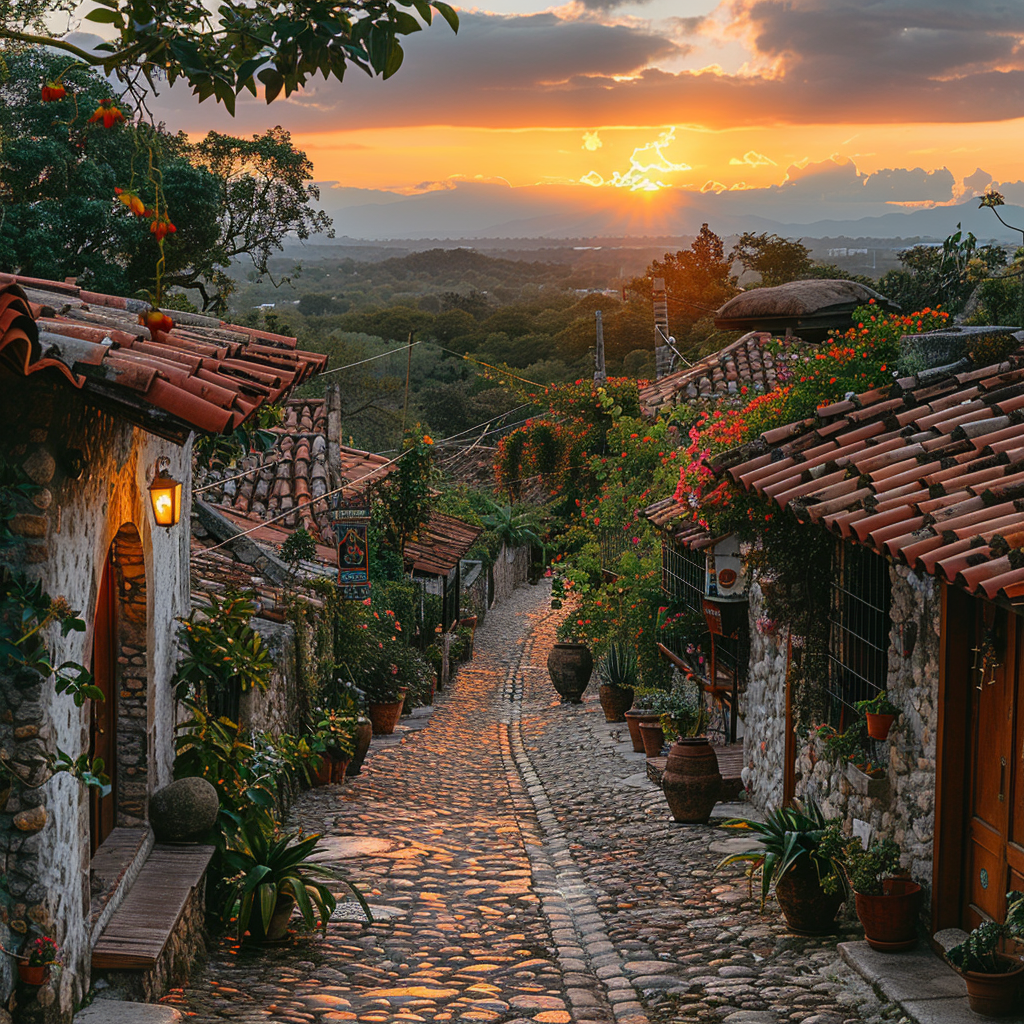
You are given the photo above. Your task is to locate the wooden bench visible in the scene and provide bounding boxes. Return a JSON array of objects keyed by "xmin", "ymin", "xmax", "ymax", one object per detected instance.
[{"xmin": 92, "ymin": 844, "xmax": 214, "ymax": 970}]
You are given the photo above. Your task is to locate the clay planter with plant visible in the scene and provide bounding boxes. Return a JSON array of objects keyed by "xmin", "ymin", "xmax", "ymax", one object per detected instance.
[
  {"xmin": 856, "ymin": 691, "xmax": 899, "ymax": 741},
  {"xmin": 821, "ymin": 828, "xmax": 922, "ymax": 950},
  {"xmin": 946, "ymin": 892, "xmax": 1024, "ymax": 1017},
  {"xmin": 17, "ymin": 936, "xmax": 60, "ymax": 986},
  {"xmin": 718, "ymin": 798, "xmax": 847, "ymax": 935},
  {"xmin": 311, "ymin": 707, "xmax": 358, "ymax": 784},
  {"xmin": 222, "ymin": 822, "xmax": 371, "ymax": 943},
  {"xmin": 597, "ymin": 642, "xmax": 636, "ymax": 722},
  {"xmin": 363, "ymin": 673, "xmax": 406, "ymax": 736},
  {"xmin": 658, "ymin": 674, "xmax": 721, "ymax": 824}
]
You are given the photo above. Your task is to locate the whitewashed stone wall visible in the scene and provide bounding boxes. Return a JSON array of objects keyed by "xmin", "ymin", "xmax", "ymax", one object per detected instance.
[
  {"xmin": 491, "ymin": 544, "xmax": 530, "ymax": 608},
  {"xmin": 0, "ymin": 382, "xmax": 190, "ymax": 1020},
  {"xmin": 242, "ymin": 618, "xmax": 301, "ymax": 736}
]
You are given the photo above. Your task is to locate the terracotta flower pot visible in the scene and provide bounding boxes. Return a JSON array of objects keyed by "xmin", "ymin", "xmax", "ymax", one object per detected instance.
[
  {"xmin": 312, "ymin": 756, "xmax": 332, "ymax": 787},
  {"xmin": 624, "ymin": 710, "xmax": 656, "ymax": 753},
  {"xmin": 960, "ymin": 957, "xmax": 1024, "ymax": 1017},
  {"xmin": 368, "ymin": 699, "xmax": 404, "ymax": 735},
  {"xmin": 17, "ymin": 964, "xmax": 48, "ymax": 986},
  {"xmin": 247, "ymin": 894, "xmax": 295, "ymax": 943},
  {"xmin": 599, "ymin": 683, "xmax": 634, "ymax": 722},
  {"xmin": 866, "ymin": 712, "xmax": 895, "ymax": 741},
  {"xmin": 662, "ymin": 738, "xmax": 722, "ymax": 824},
  {"xmin": 638, "ymin": 719, "xmax": 665, "ymax": 758},
  {"xmin": 547, "ymin": 643, "xmax": 593, "ymax": 703},
  {"xmin": 346, "ymin": 718, "xmax": 373, "ymax": 776},
  {"xmin": 330, "ymin": 756, "xmax": 352, "ymax": 784},
  {"xmin": 774, "ymin": 857, "xmax": 845, "ymax": 935},
  {"xmin": 854, "ymin": 878, "xmax": 923, "ymax": 951}
]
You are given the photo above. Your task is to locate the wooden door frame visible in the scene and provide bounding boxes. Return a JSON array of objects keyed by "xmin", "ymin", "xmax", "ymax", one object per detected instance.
[{"xmin": 932, "ymin": 582, "xmax": 974, "ymax": 942}]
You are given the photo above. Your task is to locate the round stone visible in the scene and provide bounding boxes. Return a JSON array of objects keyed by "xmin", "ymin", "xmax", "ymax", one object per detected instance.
[{"xmin": 148, "ymin": 777, "xmax": 219, "ymax": 843}]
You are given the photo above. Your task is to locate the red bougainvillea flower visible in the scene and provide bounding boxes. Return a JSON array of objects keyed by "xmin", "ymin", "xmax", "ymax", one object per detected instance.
[
  {"xmin": 40, "ymin": 81, "xmax": 66, "ymax": 103},
  {"xmin": 113, "ymin": 188, "xmax": 147, "ymax": 217},
  {"xmin": 139, "ymin": 310, "xmax": 174, "ymax": 335},
  {"xmin": 88, "ymin": 98, "xmax": 125, "ymax": 128},
  {"xmin": 150, "ymin": 215, "xmax": 176, "ymax": 240}
]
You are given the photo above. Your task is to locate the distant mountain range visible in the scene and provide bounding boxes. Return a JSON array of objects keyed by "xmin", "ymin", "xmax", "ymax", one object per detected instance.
[{"xmin": 313, "ymin": 181, "xmax": 1024, "ymax": 245}]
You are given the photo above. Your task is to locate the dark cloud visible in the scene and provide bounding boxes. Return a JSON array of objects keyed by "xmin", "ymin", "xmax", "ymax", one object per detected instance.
[
  {"xmin": 764, "ymin": 156, "xmax": 955, "ymax": 203},
  {"xmin": 138, "ymin": 1, "xmax": 1024, "ymax": 133}
]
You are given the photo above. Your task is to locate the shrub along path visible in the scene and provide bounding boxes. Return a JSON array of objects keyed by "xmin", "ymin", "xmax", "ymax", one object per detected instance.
[{"xmin": 164, "ymin": 582, "xmax": 903, "ymax": 1024}]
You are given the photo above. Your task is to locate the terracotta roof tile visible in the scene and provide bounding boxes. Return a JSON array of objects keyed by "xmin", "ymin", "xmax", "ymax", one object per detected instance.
[{"xmin": 0, "ymin": 276, "xmax": 326, "ymax": 443}]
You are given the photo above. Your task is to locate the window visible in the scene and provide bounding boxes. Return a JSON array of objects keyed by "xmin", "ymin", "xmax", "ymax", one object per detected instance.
[
  {"xmin": 662, "ymin": 539, "xmax": 705, "ymax": 613},
  {"xmin": 827, "ymin": 541, "xmax": 891, "ymax": 726}
]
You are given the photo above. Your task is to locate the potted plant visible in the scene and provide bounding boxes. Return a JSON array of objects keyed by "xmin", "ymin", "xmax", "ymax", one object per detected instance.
[
  {"xmin": 363, "ymin": 669, "xmax": 406, "ymax": 735},
  {"xmin": 946, "ymin": 892, "xmax": 1024, "ymax": 1017},
  {"xmin": 222, "ymin": 822, "xmax": 371, "ymax": 942},
  {"xmin": 311, "ymin": 707, "xmax": 358, "ymax": 783},
  {"xmin": 821, "ymin": 828, "xmax": 922, "ymax": 950},
  {"xmin": 856, "ymin": 691, "xmax": 899, "ymax": 741},
  {"xmin": 658, "ymin": 674, "xmax": 721, "ymax": 824},
  {"xmin": 625, "ymin": 686, "xmax": 665, "ymax": 753},
  {"xmin": 717, "ymin": 797, "xmax": 847, "ymax": 935},
  {"xmin": 597, "ymin": 642, "xmax": 637, "ymax": 722},
  {"xmin": 18, "ymin": 936, "xmax": 59, "ymax": 986}
]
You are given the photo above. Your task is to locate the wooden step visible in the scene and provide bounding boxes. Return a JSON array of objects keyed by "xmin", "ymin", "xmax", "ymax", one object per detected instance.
[{"xmin": 92, "ymin": 844, "xmax": 214, "ymax": 970}]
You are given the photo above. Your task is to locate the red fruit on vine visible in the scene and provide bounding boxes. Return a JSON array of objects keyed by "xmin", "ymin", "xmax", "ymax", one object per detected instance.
[
  {"xmin": 41, "ymin": 81, "xmax": 66, "ymax": 102},
  {"xmin": 150, "ymin": 216, "xmax": 176, "ymax": 241},
  {"xmin": 88, "ymin": 98, "xmax": 125, "ymax": 129}
]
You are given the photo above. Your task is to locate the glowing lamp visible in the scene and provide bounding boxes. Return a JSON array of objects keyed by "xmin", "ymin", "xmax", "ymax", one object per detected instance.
[{"xmin": 148, "ymin": 458, "xmax": 182, "ymax": 527}]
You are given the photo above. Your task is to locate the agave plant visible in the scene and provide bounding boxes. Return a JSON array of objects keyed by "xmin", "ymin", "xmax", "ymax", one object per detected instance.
[
  {"xmin": 599, "ymin": 642, "xmax": 638, "ymax": 689},
  {"xmin": 716, "ymin": 796, "xmax": 846, "ymax": 907},
  {"xmin": 222, "ymin": 822, "xmax": 371, "ymax": 941}
]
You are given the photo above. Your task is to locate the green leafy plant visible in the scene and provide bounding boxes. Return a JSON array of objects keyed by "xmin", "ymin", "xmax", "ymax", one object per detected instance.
[
  {"xmin": 818, "ymin": 825, "xmax": 903, "ymax": 896},
  {"xmin": 854, "ymin": 692, "xmax": 899, "ymax": 717},
  {"xmin": 946, "ymin": 892, "xmax": 1024, "ymax": 974},
  {"xmin": 655, "ymin": 673, "xmax": 709, "ymax": 739},
  {"xmin": 598, "ymin": 642, "xmax": 638, "ymax": 689},
  {"xmin": 717, "ymin": 797, "xmax": 847, "ymax": 908},
  {"xmin": 310, "ymin": 706, "xmax": 358, "ymax": 758},
  {"xmin": 479, "ymin": 500, "xmax": 542, "ymax": 550},
  {"xmin": 221, "ymin": 821, "xmax": 371, "ymax": 941}
]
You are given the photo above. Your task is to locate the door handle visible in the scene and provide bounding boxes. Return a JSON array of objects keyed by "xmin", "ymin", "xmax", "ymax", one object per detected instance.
[{"xmin": 1000, "ymin": 757, "xmax": 1007, "ymax": 802}]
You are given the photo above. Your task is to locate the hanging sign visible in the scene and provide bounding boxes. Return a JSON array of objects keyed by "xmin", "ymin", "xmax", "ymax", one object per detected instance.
[{"xmin": 332, "ymin": 491, "xmax": 371, "ymax": 599}]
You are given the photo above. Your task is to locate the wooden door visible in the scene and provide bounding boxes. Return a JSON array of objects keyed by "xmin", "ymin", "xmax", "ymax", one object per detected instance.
[
  {"xmin": 90, "ymin": 553, "xmax": 117, "ymax": 855},
  {"xmin": 964, "ymin": 606, "xmax": 1019, "ymax": 928}
]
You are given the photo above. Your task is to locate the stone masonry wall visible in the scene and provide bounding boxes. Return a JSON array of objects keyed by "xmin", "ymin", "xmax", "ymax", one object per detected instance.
[
  {"xmin": 0, "ymin": 380, "xmax": 190, "ymax": 1021},
  {"xmin": 240, "ymin": 618, "xmax": 301, "ymax": 736},
  {"xmin": 742, "ymin": 561, "xmax": 942, "ymax": 902},
  {"xmin": 491, "ymin": 544, "xmax": 530, "ymax": 608}
]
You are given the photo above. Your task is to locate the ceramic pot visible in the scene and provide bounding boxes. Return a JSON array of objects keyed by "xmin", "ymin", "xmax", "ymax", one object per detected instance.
[
  {"xmin": 347, "ymin": 718, "xmax": 373, "ymax": 776},
  {"xmin": 854, "ymin": 878, "xmax": 923, "ymax": 951},
  {"xmin": 247, "ymin": 894, "xmax": 295, "ymax": 943},
  {"xmin": 546, "ymin": 643, "xmax": 593, "ymax": 703},
  {"xmin": 624, "ymin": 710, "xmax": 657, "ymax": 753},
  {"xmin": 774, "ymin": 857, "xmax": 845, "ymax": 935},
  {"xmin": 662, "ymin": 738, "xmax": 722, "ymax": 824},
  {"xmin": 866, "ymin": 712, "xmax": 895, "ymax": 741},
  {"xmin": 330, "ymin": 756, "xmax": 352, "ymax": 784},
  {"xmin": 312, "ymin": 757, "xmax": 332, "ymax": 787},
  {"xmin": 638, "ymin": 719, "xmax": 665, "ymax": 758},
  {"xmin": 17, "ymin": 964, "xmax": 48, "ymax": 986},
  {"xmin": 961, "ymin": 957, "xmax": 1024, "ymax": 1017},
  {"xmin": 368, "ymin": 699, "xmax": 404, "ymax": 735},
  {"xmin": 598, "ymin": 683, "xmax": 634, "ymax": 722}
]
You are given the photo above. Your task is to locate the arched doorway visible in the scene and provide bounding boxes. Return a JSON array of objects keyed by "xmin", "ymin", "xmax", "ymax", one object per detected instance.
[{"xmin": 90, "ymin": 524, "xmax": 149, "ymax": 856}]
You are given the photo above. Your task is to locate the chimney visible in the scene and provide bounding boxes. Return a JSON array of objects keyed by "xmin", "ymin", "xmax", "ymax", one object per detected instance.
[{"xmin": 652, "ymin": 277, "xmax": 671, "ymax": 379}]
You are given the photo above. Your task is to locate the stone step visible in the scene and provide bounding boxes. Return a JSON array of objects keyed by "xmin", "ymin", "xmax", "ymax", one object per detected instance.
[{"xmin": 75, "ymin": 1001, "xmax": 182, "ymax": 1023}]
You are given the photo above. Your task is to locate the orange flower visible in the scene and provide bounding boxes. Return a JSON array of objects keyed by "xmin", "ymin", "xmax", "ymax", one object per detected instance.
[
  {"xmin": 421, "ymin": 434, "xmax": 433, "ymax": 445},
  {"xmin": 150, "ymin": 215, "xmax": 176, "ymax": 241},
  {"xmin": 114, "ymin": 188, "xmax": 146, "ymax": 217},
  {"xmin": 88, "ymin": 98, "xmax": 125, "ymax": 129},
  {"xmin": 139, "ymin": 310, "xmax": 174, "ymax": 335},
  {"xmin": 40, "ymin": 81, "xmax": 66, "ymax": 103}
]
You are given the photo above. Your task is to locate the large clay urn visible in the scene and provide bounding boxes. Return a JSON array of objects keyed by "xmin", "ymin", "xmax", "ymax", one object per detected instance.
[
  {"xmin": 598, "ymin": 683, "xmax": 634, "ymax": 722},
  {"xmin": 547, "ymin": 643, "xmax": 593, "ymax": 703},
  {"xmin": 662, "ymin": 737, "xmax": 722, "ymax": 824},
  {"xmin": 624, "ymin": 710, "xmax": 657, "ymax": 752}
]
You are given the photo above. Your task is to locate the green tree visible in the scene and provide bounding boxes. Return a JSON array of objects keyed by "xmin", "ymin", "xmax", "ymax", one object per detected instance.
[
  {"xmin": 1, "ymin": 0, "xmax": 458, "ymax": 112},
  {"xmin": 0, "ymin": 51, "xmax": 331, "ymax": 310},
  {"xmin": 730, "ymin": 231, "xmax": 813, "ymax": 287}
]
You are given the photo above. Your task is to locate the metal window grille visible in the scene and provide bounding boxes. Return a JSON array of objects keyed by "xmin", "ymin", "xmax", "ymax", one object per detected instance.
[
  {"xmin": 826, "ymin": 541, "xmax": 891, "ymax": 726},
  {"xmin": 600, "ymin": 530, "xmax": 630, "ymax": 570},
  {"xmin": 661, "ymin": 540, "xmax": 705, "ymax": 614}
]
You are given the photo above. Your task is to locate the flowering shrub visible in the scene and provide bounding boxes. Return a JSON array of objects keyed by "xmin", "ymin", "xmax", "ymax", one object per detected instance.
[{"xmin": 24, "ymin": 936, "xmax": 60, "ymax": 967}]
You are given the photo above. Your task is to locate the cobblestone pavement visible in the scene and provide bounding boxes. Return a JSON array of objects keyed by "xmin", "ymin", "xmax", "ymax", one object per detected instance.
[{"xmin": 165, "ymin": 583, "xmax": 907, "ymax": 1024}]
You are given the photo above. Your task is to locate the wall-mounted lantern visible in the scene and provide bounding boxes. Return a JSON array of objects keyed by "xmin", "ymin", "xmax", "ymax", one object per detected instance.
[{"xmin": 148, "ymin": 457, "xmax": 182, "ymax": 527}]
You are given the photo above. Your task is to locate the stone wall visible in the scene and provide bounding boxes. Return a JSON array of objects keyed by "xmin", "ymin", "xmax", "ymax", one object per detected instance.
[
  {"xmin": 0, "ymin": 380, "xmax": 190, "ymax": 1020},
  {"xmin": 741, "ymin": 561, "xmax": 942, "ymax": 898},
  {"xmin": 240, "ymin": 618, "xmax": 301, "ymax": 736},
  {"xmin": 491, "ymin": 544, "xmax": 530, "ymax": 608}
]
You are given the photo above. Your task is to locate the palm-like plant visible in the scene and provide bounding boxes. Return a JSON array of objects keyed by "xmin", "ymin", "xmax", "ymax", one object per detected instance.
[
  {"xmin": 716, "ymin": 797, "xmax": 846, "ymax": 907},
  {"xmin": 479, "ymin": 501, "xmax": 542, "ymax": 550},
  {"xmin": 222, "ymin": 823, "xmax": 371, "ymax": 940}
]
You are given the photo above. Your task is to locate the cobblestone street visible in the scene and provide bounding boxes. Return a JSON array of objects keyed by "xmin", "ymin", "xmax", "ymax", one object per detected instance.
[{"xmin": 166, "ymin": 583, "xmax": 905, "ymax": 1024}]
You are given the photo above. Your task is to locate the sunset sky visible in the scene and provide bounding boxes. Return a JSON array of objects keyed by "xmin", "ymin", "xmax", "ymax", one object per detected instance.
[{"xmin": 72, "ymin": 0, "xmax": 1024, "ymax": 224}]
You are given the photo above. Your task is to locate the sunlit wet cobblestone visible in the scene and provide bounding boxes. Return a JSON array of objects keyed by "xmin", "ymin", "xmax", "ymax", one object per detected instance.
[{"xmin": 166, "ymin": 583, "xmax": 905, "ymax": 1024}]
